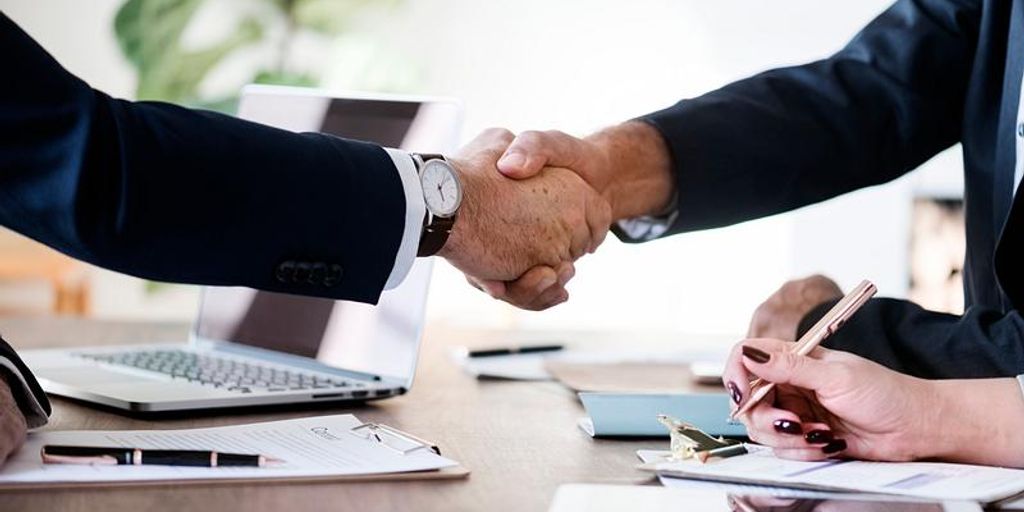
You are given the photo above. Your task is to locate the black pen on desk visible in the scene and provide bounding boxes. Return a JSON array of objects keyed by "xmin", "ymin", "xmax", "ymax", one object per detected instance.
[
  {"xmin": 466, "ymin": 344, "xmax": 564, "ymax": 358},
  {"xmin": 41, "ymin": 445, "xmax": 284, "ymax": 468}
]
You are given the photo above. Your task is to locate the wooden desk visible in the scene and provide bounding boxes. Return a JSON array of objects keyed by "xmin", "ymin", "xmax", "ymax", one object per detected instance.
[{"xmin": 0, "ymin": 318, "xmax": 661, "ymax": 512}]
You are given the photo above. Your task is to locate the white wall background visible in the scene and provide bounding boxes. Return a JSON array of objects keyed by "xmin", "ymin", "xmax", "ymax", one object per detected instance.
[{"xmin": 0, "ymin": 0, "xmax": 964, "ymax": 337}]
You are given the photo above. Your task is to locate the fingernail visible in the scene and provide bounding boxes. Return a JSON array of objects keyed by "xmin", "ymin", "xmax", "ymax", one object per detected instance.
[
  {"xmin": 742, "ymin": 346, "xmax": 771, "ymax": 364},
  {"xmin": 498, "ymin": 151, "xmax": 525, "ymax": 169},
  {"xmin": 481, "ymin": 282, "xmax": 501, "ymax": 298},
  {"xmin": 726, "ymin": 381, "xmax": 742, "ymax": 404},
  {"xmin": 536, "ymin": 275, "xmax": 557, "ymax": 292},
  {"xmin": 557, "ymin": 266, "xmax": 575, "ymax": 286},
  {"xmin": 805, "ymin": 430, "xmax": 833, "ymax": 444},
  {"xmin": 822, "ymin": 439, "xmax": 847, "ymax": 454},
  {"xmin": 773, "ymin": 419, "xmax": 802, "ymax": 435}
]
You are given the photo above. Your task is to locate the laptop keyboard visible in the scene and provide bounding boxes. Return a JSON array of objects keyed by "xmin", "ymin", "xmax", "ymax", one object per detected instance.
[{"xmin": 76, "ymin": 349, "xmax": 365, "ymax": 394}]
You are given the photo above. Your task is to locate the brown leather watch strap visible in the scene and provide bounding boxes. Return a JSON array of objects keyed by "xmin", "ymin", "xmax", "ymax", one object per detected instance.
[
  {"xmin": 414, "ymin": 153, "xmax": 445, "ymax": 166},
  {"xmin": 417, "ymin": 215, "xmax": 455, "ymax": 257}
]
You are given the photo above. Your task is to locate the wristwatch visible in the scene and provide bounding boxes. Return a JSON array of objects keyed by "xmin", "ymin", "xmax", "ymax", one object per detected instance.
[{"xmin": 413, "ymin": 153, "xmax": 463, "ymax": 257}]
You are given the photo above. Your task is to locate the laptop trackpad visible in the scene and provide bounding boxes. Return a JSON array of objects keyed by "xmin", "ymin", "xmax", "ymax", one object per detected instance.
[{"xmin": 39, "ymin": 367, "xmax": 155, "ymax": 386}]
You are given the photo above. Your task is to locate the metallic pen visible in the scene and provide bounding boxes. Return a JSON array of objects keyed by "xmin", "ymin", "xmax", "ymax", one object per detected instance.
[
  {"xmin": 41, "ymin": 445, "xmax": 284, "ymax": 467},
  {"xmin": 731, "ymin": 279, "xmax": 877, "ymax": 420}
]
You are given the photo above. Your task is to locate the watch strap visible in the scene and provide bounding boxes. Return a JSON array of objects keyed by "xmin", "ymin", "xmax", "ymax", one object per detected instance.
[
  {"xmin": 417, "ymin": 215, "xmax": 455, "ymax": 257},
  {"xmin": 413, "ymin": 153, "xmax": 446, "ymax": 167},
  {"xmin": 413, "ymin": 153, "xmax": 457, "ymax": 257}
]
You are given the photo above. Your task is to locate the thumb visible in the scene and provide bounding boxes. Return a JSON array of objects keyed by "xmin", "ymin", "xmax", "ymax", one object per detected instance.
[
  {"xmin": 740, "ymin": 339, "xmax": 833, "ymax": 393},
  {"xmin": 497, "ymin": 130, "xmax": 585, "ymax": 180}
]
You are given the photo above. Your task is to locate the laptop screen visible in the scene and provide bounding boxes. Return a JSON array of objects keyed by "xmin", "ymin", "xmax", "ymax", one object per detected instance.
[{"xmin": 193, "ymin": 87, "xmax": 461, "ymax": 383}]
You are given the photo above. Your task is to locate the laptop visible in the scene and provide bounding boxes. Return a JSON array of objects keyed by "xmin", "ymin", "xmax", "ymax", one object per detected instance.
[{"xmin": 20, "ymin": 86, "xmax": 463, "ymax": 412}]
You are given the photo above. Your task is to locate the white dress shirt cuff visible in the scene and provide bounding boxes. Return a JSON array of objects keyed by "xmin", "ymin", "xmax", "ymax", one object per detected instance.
[
  {"xmin": 383, "ymin": 148, "xmax": 425, "ymax": 290},
  {"xmin": 0, "ymin": 356, "xmax": 49, "ymax": 429},
  {"xmin": 614, "ymin": 194, "xmax": 679, "ymax": 242},
  {"xmin": 1017, "ymin": 375, "xmax": 1024, "ymax": 403}
]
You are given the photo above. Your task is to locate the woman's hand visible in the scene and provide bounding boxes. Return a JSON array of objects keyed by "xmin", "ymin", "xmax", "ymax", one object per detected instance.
[{"xmin": 722, "ymin": 338, "xmax": 935, "ymax": 462}]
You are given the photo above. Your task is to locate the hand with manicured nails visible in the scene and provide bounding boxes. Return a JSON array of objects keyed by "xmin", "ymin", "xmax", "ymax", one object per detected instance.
[
  {"xmin": 723, "ymin": 338, "xmax": 933, "ymax": 462},
  {"xmin": 725, "ymin": 338, "xmax": 1024, "ymax": 467}
]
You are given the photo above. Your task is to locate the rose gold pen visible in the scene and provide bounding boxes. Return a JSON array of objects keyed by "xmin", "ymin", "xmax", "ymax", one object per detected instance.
[{"xmin": 730, "ymin": 279, "xmax": 877, "ymax": 420}]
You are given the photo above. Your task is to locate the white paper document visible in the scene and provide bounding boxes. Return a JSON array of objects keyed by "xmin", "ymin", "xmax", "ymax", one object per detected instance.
[
  {"xmin": 549, "ymin": 484, "xmax": 984, "ymax": 512},
  {"xmin": 452, "ymin": 345, "xmax": 725, "ymax": 381},
  {"xmin": 644, "ymin": 445, "xmax": 1024, "ymax": 503},
  {"xmin": 637, "ymin": 450, "xmax": 877, "ymax": 500},
  {"xmin": 0, "ymin": 414, "xmax": 458, "ymax": 486}
]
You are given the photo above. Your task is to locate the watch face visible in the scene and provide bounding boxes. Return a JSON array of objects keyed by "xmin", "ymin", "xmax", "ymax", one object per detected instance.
[{"xmin": 420, "ymin": 159, "xmax": 462, "ymax": 217}]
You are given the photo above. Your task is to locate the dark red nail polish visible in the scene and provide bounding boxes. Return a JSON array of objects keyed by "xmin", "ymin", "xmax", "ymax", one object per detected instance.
[
  {"xmin": 742, "ymin": 346, "xmax": 771, "ymax": 364},
  {"xmin": 773, "ymin": 419, "xmax": 802, "ymax": 435},
  {"xmin": 805, "ymin": 430, "xmax": 833, "ymax": 444},
  {"xmin": 727, "ymin": 381, "xmax": 742, "ymax": 404},
  {"xmin": 822, "ymin": 439, "xmax": 847, "ymax": 454}
]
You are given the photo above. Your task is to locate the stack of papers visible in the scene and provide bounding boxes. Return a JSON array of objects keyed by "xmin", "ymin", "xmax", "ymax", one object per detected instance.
[
  {"xmin": 639, "ymin": 446, "xmax": 1024, "ymax": 503},
  {"xmin": 0, "ymin": 414, "xmax": 462, "ymax": 487}
]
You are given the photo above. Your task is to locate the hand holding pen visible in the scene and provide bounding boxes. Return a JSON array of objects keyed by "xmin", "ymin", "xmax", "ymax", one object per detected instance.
[
  {"xmin": 723, "ymin": 280, "xmax": 889, "ymax": 460},
  {"xmin": 731, "ymin": 280, "xmax": 877, "ymax": 420}
]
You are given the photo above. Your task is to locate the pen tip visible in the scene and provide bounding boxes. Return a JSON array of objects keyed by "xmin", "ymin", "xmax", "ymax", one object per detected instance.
[{"xmin": 261, "ymin": 456, "xmax": 287, "ymax": 466}]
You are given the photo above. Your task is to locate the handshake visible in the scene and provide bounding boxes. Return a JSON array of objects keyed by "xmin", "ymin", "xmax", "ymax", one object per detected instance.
[{"xmin": 436, "ymin": 122, "xmax": 675, "ymax": 311}]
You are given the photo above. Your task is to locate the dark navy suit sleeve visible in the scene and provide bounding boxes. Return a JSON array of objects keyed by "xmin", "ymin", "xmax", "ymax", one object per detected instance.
[
  {"xmin": 798, "ymin": 298, "xmax": 1024, "ymax": 380},
  {"xmin": 637, "ymin": 0, "xmax": 1023, "ymax": 379},
  {"xmin": 640, "ymin": 0, "xmax": 981, "ymax": 233},
  {"xmin": 0, "ymin": 13, "xmax": 406, "ymax": 305}
]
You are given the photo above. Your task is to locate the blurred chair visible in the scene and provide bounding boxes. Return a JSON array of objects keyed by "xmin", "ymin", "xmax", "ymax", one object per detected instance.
[{"xmin": 0, "ymin": 228, "xmax": 89, "ymax": 316}]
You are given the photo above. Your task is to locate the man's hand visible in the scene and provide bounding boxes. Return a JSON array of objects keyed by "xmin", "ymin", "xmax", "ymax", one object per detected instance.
[
  {"xmin": 465, "ymin": 122, "xmax": 675, "ymax": 310},
  {"xmin": 439, "ymin": 129, "xmax": 611, "ymax": 309},
  {"xmin": 0, "ymin": 377, "xmax": 28, "ymax": 465},
  {"xmin": 497, "ymin": 122, "xmax": 674, "ymax": 221},
  {"xmin": 747, "ymin": 275, "xmax": 842, "ymax": 340}
]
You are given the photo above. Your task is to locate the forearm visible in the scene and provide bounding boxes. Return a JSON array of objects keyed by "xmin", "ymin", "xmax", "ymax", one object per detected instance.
[
  {"xmin": 802, "ymin": 298, "xmax": 1024, "ymax": 380},
  {"xmin": 916, "ymin": 378, "xmax": 1024, "ymax": 467},
  {"xmin": 1, "ymin": 13, "xmax": 407, "ymax": 303},
  {"xmin": 634, "ymin": 0, "xmax": 978, "ymax": 234},
  {"xmin": 585, "ymin": 121, "xmax": 675, "ymax": 221}
]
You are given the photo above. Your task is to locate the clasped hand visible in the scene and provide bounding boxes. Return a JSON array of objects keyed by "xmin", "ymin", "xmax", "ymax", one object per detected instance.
[
  {"xmin": 439, "ymin": 129, "xmax": 611, "ymax": 310},
  {"xmin": 444, "ymin": 121, "xmax": 673, "ymax": 310}
]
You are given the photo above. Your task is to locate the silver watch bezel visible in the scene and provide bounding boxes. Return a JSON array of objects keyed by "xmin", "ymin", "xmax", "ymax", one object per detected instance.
[{"xmin": 418, "ymin": 158, "xmax": 463, "ymax": 218}]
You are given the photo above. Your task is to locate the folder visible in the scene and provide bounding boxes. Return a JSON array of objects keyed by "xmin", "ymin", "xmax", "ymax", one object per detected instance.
[{"xmin": 578, "ymin": 392, "xmax": 746, "ymax": 438}]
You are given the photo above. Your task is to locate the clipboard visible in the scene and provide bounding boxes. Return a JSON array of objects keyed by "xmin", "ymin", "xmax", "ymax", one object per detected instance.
[
  {"xmin": 0, "ymin": 414, "xmax": 470, "ymax": 489},
  {"xmin": 0, "ymin": 465, "xmax": 471, "ymax": 490}
]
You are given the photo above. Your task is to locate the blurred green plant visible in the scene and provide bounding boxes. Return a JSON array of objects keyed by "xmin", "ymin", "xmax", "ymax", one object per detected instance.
[{"xmin": 114, "ymin": 0, "xmax": 401, "ymax": 110}]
